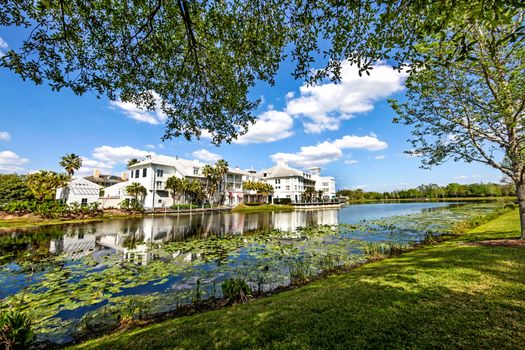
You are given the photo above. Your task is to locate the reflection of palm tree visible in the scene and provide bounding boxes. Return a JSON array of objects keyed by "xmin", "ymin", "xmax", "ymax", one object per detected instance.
[{"xmin": 59, "ymin": 153, "xmax": 83, "ymax": 177}]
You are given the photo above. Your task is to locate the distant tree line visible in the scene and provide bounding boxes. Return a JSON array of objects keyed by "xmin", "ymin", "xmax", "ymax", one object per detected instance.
[{"xmin": 337, "ymin": 183, "xmax": 516, "ymax": 201}]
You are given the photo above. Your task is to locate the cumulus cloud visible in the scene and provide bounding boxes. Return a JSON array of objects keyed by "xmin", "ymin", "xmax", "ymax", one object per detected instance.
[
  {"xmin": 92, "ymin": 145, "xmax": 154, "ymax": 164},
  {"xmin": 0, "ymin": 37, "xmax": 8, "ymax": 56},
  {"xmin": 0, "ymin": 150, "xmax": 29, "ymax": 173},
  {"xmin": 271, "ymin": 133, "xmax": 387, "ymax": 168},
  {"xmin": 0, "ymin": 131, "xmax": 10, "ymax": 141},
  {"xmin": 374, "ymin": 155, "xmax": 385, "ymax": 160},
  {"xmin": 345, "ymin": 160, "xmax": 359, "ymax": 165},
  {"xmin": 286, "ymin": 61, "xmax": 407, "ymax": 133},
  {"xmin": 76, "ymin": 157, "xmax": 114, "ymax": 177},
  {"xmin": 234, "ymin": 110, "xmax": 294, "ymax": 144},
  {"xmin": 192, "ymin": 149, "xmax": 221, "ymax": 163},
  {"xmin": 109, "ymin": 92, "xmax": 167, "ymax": 125}
]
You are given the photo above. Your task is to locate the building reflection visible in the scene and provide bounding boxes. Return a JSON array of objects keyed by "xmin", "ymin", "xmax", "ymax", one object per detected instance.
[{"xmin": 49, "ymin": 209, "xmax": 340, "ymax": 264}]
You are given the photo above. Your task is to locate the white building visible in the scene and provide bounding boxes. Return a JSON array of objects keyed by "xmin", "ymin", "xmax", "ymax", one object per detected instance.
[
  {"xmin": 125, "ymin": 155, "xmax": 256, "ymax": 209},
  {"xmin": 126, "ymin": 155, "xmax": 206, "ymax": 209},
  {"xmin": 56, "ymin": 177, "xmax": 102, "ymax": 205},
  {"xmin": 309, "ymin": 167, "xmax": 337, "ymax": 201},
  {"xmin": 257, "ymin": 161, "xmax": 316, "ymax": 203}
]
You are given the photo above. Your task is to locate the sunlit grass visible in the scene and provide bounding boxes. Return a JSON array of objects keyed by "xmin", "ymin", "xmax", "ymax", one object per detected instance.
[{"xmin": 70, "ymin": 210, "xmax": 525, "ymax": 349}]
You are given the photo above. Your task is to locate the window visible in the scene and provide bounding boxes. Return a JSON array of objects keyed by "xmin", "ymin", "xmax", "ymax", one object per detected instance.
[
  {"xmin": 81, "ymin": 198, "xmax": 88, "ymax": 206},
  {"xmin": 263, "ymin": 173, "xmax": 267, "ymax": 177},
  {"xmin": 193, "ymin": 167, "xmax": 199, "ymax": 175},
  {"xmin": 142, "ymin": 168, "xmax": 147, "ymax": 177},
  {"xmin": 275, "ymin": 179, "xmax": 280, "ymax": 184},
  {"xmin": 295, "ymin": 185, "xmax": 297, "ymax": 190},
  {"xmin": 323, "ymin": 182, "xmax": 328, "ymax": 186},
  {"xmin": 135, "ymin": 169, "xmax": 139, "ymax": 178},
  {"xmin": 156, "ymin": 181, "xmax": 162, "ymax": 189},
  {"xmin": 286, "ymin": 186, "xmax": 290, "ymax": 190},
  {"xmin": 156, "ymin": 169, "xmax": 163, "ymax": 177},
  {"xmin": 130, "ymin": 171, "xmax": 133, "ymax": 179}
]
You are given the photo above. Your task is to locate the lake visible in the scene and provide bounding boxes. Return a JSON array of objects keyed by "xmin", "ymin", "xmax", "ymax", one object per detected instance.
[{"xmin": 0, "ymin": 201, "xmax": 504, "ymax": 345}]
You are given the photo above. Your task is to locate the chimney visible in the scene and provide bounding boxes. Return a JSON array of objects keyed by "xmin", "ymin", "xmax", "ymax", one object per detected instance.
[
  {"xmin": 93, "ymin": 169, "xmax": 100, "ymax": 178},
  {"xmin": 121, "ymin": 172, "xmax": 128, "ymax": 181}
]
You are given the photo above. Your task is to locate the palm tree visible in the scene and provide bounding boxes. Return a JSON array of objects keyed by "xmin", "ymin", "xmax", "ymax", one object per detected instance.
[
  {"xmin": 59, "ymin": 153, "xmax": 83, "ymax": 177},
  {"xmin": 127, "ymin": 158, "xmax": 140, "ymax": 167},
  {"xmin": 302, "ymin": 187, "xmax": 317, "ymax": 203},
  {"xmin": 126, "ymin": 183, "xmax": 147, "ymax": 204},
  {"xmin": 202, "ymin": 164, "xmax": 216, "ymax": 204},
  {"xmin": 26, "ymin": 171, "xmax": 69, "ymax": 202},
  {"xmin": 215, "ymin": 159, "xmax": 229, "ymax": 205}
]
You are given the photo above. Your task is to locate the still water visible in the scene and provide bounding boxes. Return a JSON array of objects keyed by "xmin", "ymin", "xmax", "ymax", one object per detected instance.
[{"xmin": 0, "ymin": 202, "xmax": 498, "ymax": 344}]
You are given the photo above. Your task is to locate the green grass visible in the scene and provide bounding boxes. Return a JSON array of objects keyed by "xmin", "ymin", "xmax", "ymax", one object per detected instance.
[
  {"xmin": 232, "ymin": 203, "xmax": 294, "ymax": 212},
  {"xmin": 70, "ymin": 211, "xmax": 525, "ymax": 349},
  {"xmin": 0, "ymin": 214, "xmax": 142, "ymax": 230}
]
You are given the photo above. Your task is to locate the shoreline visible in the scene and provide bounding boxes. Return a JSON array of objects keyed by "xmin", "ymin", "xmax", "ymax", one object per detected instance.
[{"xmin": 0, "ymin": 197, "xmax": 512, "ymax": 232}]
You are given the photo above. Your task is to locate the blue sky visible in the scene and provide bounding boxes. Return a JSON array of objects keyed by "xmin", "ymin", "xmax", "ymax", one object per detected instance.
[{"xmin": 0, "ymin": 33, "xmax": 502, "ymax": 191}]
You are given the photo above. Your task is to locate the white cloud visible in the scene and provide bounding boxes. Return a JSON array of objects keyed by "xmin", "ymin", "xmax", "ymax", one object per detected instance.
[
  {"xmin": 234, "ymin": 110, "xmax": 294, "ymax": 144},
  {"xmin": 76, "ymin": 157, "xmax": 114, "ymax": 177},
  {"xmin": 109, "ymin": 92, "xmax": 167, "ymax": 125},
  {"xmin": 0, "ymin": 150, "xmax": 29, "ymax": 173},
  {"xmin": 374, "ymin": 155, "xmax": 385, "ymax": 160},
  {"xmin": 0, "ymin": 37, "xmax": 8, "ymax": 56},
  {"xmin": 271, "ymin": 133, "xmax": 387, "ymax": 168},
  {"xmin": 345, "ymin": 160, "xmax": 359, "ymax": 165},
  {"xmin": 192, "ymin": 149, "xmax": 221, "ymax": 163},
  {"xmin": 0, "ymin": 131, "xmax": 10, "ymax": 141},
  {"xmin": 92, "ymin": 145, "xmax": 153, "ymax": 164},
  {"xmin": 286, "ymin": 61, "xmax": 407, "ymax": 133},
  {"xmin": 145, "ymin": 144, "xmax": 156, "ymax": 150}
]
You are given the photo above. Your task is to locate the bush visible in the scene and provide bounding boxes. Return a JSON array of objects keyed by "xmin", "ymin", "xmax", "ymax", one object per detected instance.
[
  {"xmin": 0, "ymin": 308, "xmax": 34, "ymax": 350},
  {"xmin": 273, "ymin": 198, "xmax": 292, "ymax": 205},
  {"xmin": 120, "ymin": 199, "xmax": 144, "ymax": 212},
  {"xmin": 244, "ymin": 202, "xmax": 262, "ymax": 206},
  {"xmin": 221, "ymin": 278, "xmax": 252, "ymax": 304}
]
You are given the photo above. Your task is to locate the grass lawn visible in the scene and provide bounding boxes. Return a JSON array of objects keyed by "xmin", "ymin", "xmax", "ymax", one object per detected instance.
[
  {"xmin": 70, "ymin": 210, "xmax": 525, "ymax": 349},
  {"xmin": 0, "ymin": 214, "xmax": 141, "ymax": 231},
  {"xmin": 232, "ymin": 203, "xmax": 294, "ymax": 212}
]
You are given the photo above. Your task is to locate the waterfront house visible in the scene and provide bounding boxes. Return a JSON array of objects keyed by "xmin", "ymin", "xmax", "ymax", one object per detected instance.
[
  {"xmin": 257, "ymin": 161, "xmax": 316, "ymax": 203},
  {"xmin": 309, "ymin": 167, "xmax": 337, "ymax": 201},
  {"xmin": 55, "ymin": 177, "xmax": 102, "ymax": 206}
]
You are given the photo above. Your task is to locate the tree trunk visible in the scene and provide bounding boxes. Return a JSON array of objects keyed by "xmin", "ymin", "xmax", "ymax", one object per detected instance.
[{"xmin": 515, "ymin": 181, "xmax": 525, "ymax": 239}]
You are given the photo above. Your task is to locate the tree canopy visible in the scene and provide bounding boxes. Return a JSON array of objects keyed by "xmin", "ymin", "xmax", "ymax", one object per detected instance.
[
  {"xmin": 389, "ymin": 12, "xmax": 525, "ymax": 237},
  {"xmin": 2, "ymin": 1, "xmax": 524, "ymax": 144}
]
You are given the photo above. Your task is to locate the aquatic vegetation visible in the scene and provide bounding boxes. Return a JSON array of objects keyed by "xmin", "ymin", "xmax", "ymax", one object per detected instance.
[
  {"xmin": 0, "ymin": 308, "xmax": 34, "ymax": 350},
  {"xmin": 221, "ymin": 278, "xmax": 252, "ymax": 304}
]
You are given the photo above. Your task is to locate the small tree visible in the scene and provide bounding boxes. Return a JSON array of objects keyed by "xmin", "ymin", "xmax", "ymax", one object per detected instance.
[
  {"xmin": 126, "ymin": 183, "xmax": 147, "ymax": 204},
  {"xmin": 59, "ymin": 153, "xmax": 83, "ymax": 177},
  {"xmin": 390, "ymin": 17, "xmax": 525, "ymax": 239},
  {"xmin": 26, "ymin": 171, "xmax": 68, "ymax": 202},
  {"xmin": 165, "ymin": 176, "xmax": 185, "ymax": 203}
]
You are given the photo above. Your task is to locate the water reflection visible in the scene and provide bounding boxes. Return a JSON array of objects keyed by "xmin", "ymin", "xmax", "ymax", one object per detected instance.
[{"xmin": 45, "ymin": 209, "xmax": 340, "ymax": 265}]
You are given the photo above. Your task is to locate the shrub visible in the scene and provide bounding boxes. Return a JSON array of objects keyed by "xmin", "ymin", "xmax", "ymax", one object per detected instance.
[
  {"xmin": 273, "ymin": 198, "xmax": 292, "ymax": 205},
  {"xmin": 221, "ymin": 278, "xmax": 252, "ymax": 304},
  {"xmin": 120, "ymin": 199, "xmax": 144, "ymax": 212},
  {"xmin": 244, "ymin": 202, "xmax": 262, "ymax": 206},
  {"xmin": 0, "ymin": 308, "xmax": 34, "ymax": 350}
]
